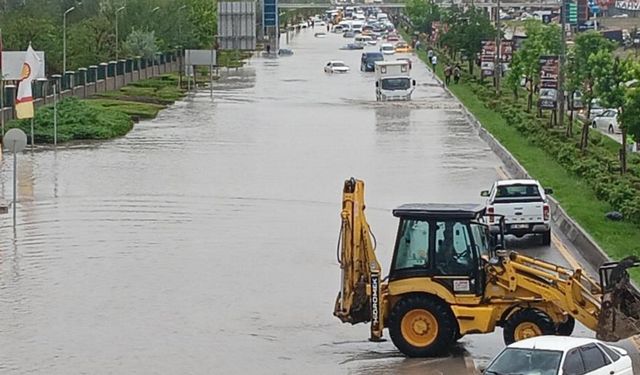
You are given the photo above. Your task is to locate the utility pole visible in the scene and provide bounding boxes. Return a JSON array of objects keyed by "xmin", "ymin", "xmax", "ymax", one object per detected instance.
[
  {"xmin": 495, "ymin": 0, "xmax": 501, "ymax": 94},
  {"xmin": 558, "ymin": 0, "xmax": 567, "ymax": 128}
]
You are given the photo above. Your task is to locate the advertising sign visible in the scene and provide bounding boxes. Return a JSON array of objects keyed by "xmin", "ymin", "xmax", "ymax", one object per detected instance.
[
  {"xmin": 480, "ymin": 40, "xmax": 496, "ymax": 78},
  {"xmin": 615, "ymin": 0, "xmax": 640, "ymax": 9},
  {"xmin": 263, "ymin": 0, "xmax": 278, "ymax": 27},
  {"xmin": 538, "ymin": 55, "xmax": 559, "ymax": 110},
  {"xmin": 1, "ymin": 51, "xmax": 46, "ymax": 81}
]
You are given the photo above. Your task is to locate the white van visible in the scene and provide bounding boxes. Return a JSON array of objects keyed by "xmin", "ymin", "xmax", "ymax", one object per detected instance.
[{"xmin": 377, "ymin": 12, "xmax": 388, "ymax": 21}]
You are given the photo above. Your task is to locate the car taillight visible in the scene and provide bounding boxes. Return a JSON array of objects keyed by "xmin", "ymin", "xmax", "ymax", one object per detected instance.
[
  {"xmin": 487, "ymin": 206, "xmax": 494, "ymax": 223},
  {"xmin": 543, "ymin": 204, "xmax": 550, "ymax": 221}
]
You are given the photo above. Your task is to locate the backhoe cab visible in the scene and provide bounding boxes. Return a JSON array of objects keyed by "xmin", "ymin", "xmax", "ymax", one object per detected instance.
[{"xmin": 334, "ymin": 178, "xmax": 640, "ymax": 357}]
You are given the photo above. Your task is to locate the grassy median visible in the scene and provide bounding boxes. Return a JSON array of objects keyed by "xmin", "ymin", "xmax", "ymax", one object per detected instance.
[{"xmin": 412, "ymin": 46, "xmax": 640, "ymax": 278}]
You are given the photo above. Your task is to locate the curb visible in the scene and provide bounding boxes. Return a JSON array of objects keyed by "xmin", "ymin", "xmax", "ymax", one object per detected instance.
[{"xmin": 444, "ymin": 86, "xmax": 614, "ymax": 270}]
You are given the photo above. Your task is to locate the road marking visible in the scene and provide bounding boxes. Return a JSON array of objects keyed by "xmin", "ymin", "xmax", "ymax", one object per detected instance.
[{"xmin": 494, "ymin": 164, "xmax": 640, "ymax": 351}]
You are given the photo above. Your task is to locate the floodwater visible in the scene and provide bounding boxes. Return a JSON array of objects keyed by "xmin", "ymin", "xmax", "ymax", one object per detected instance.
[{"xmin": 0, "ymin": 28, "xmax": 611, "ymax": 374}]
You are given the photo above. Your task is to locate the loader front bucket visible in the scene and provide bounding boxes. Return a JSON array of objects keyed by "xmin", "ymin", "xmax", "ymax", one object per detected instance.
[{"xmin": 596, "ymin": 256, "xmax": 640, "ymax": 342}]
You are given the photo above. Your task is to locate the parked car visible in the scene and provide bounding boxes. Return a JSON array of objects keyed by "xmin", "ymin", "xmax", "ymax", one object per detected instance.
[
  {"xmin": 277, "ymin": 48, "xmax": 294, "ymax": 56},
  {"xmin": 380, "ymin": 43, "xmax": 395, "ymax": 55},
  {"xmin": 394, "ymin": 42, "xmax": 413, "ymax": 53},
  {"xmin": 324, "ymin": 60, "xmax": 350, "ymax": 73},
  {"xmin": 481, "ymin": 179, "xmax": 553, "ymax": 245},
  {"xmin": 588, "ymin": 99, "xmax": 614, "ymax": 119},
  {"xmin": 340, "ymin": 43, "xmax": 364, "ymax": 50},
  {"xmin": 314, "ymin": 32, "xmax": 327, "ymax": 38},
  {"xmin": 592, "ymin": 109, "xmax": 619, "ymax": 134},
  {"xmin": 484, "ymin": 336, "xmax": 633, "ymax": 375},
  {"xmin": 361, "ymin": 52, "xmax": 384, "ymax": 71}
]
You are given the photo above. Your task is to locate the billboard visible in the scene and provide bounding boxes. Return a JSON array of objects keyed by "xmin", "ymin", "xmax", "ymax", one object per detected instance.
[
  {"xmin": 217, "ymin": 1, "xmax": 257, "ymax": 51},
  {"xmin": 264, "ymin": 0, "xmax": 278, "ymax": 28},
  {"xmin": 480, "ymin": 41, "xmax": 496, "ymax": 77},
  {"xmin": 538, "ymin": 55, "xmax": 559, "ymax": 110},
  {"xmin": 1, "ymin": 51, "xmax": 46, "ymax": 81},
  {"xmin": 615, "ymin": 0, "xmax": 640, "ymax": 9},
  {"xmin": 185, "ymin": 49, "xmax": 217, "ymax": 66}
]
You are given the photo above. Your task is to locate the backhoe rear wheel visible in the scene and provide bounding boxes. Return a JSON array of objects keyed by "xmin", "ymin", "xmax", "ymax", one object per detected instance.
[
  {"xmin": 556, "ymin": 316, "xmax": 575, "ymax": 336},
  {"xmin": 388, "ymin": 295, "xmax": 456, "ymax": 357},
  {"xmin": 503, "ymin": 308, "xmax": 556, "ymax": 345}
]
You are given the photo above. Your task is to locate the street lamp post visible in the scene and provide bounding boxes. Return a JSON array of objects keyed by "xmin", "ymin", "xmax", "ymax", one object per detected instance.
[
  {"xmin": 115, "ymin": 6, "xmax": 125, "ymax": 61},
  {"xmin": 63, "ymin": 6, "xmax": 76, "ymax": 73}
]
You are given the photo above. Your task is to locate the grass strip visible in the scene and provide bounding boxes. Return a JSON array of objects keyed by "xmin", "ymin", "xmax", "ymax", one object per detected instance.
[{"xmin": 411, "ymin": 41, "xmax": 640, "ymax": 279}]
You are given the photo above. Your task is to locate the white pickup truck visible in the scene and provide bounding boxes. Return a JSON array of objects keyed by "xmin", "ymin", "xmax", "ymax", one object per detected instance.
[{"xmin": 481, "ymin": 179, "xmax": 553, "ymax": 246}]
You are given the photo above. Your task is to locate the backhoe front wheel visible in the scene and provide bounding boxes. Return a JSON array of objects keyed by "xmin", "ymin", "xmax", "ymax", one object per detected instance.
[
  {"xmin": 503, "ymin": 309, "xmax": 556, "ymax": 345},
  {"xmin": 388, "ymin": 295, "xmax": 456, "ymax": 357}
]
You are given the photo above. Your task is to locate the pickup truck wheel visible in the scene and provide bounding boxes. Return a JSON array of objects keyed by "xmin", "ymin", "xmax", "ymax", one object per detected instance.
[
  {"xmin": 389, "ymin": 295, "xmax": 456, "ymax": 357},
  {"xmin": 503, "ymin": 309, "xmax": 556, "ymax": 345},
  {"xmin": 541, "ymin": 230, "xmax": 551, "ymax": 246},
  {"xmin": 556, "ymin": 316, "xmax": 575, "ymax": 336}
]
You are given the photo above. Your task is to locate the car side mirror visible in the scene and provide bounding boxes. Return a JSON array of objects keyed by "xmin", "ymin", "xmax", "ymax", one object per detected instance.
[
  {"xmin": 545, "ymin": 188, "xmax": 554, "ymax": 195},
  {"xmin": 375, "ymin": 81, "xmax": 379, "ymax": 87},
  {"xmin": 480, "ymin": 190, "xmax": 490, "ymax": 197},
  {"xmin": 412, "ymin": 80, "xmax": 416, "ymax": 86}
]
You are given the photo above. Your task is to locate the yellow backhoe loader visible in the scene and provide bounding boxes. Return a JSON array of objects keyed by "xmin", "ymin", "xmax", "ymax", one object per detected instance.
[{"xmin": 333, "ymin": 178, "xmax": 640, "ymax": 357}]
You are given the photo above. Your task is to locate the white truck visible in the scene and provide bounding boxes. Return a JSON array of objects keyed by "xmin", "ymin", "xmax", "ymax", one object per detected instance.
[
  {"xmin": 481, "ymin": 179, "xmax": 553, "ymax": 245},
  {"xmin": 374, "ymin": 61, "xmax": 416, "ymax": 101}
]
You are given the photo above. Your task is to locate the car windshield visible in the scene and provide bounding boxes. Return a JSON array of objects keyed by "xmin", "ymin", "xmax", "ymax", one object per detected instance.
[
  {"xmin": 366, "ymin": 55, "xmax": 384, "ymax": 63},
  {"xmin": 493, "ymin": 184, "xmax": 542, "ymax": 202},
  {"xmin": 332, "ymin": 62, "xmax": 345, "ymax": 67},
  {"xmin": 381, "ymin": 78, "xmax": 410, "ymax": 90},
  {"xmin": 382, "ymin": 45, "xmax": 394, "ymax": 51},
  {"xmin": 486, "ymin": 348, "xmax": 562, "ymax": 375}
]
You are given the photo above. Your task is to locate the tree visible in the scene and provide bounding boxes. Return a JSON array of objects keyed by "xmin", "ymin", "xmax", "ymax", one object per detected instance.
[
  {"xmin": 440, "ymin": 7, "xmax": 496, "ymax": 74},
  {"xmin": 592, "ymin": 53, "xmax": 632, "ymax": 173},
  {"xmin": 569, "ymin": 31, "xmax": 615, "ymax": 151},
  {"xmin": 405, "ymin": 0, "xmax": 440, "ymax": 34},
  {"xmin": 124, "ymin": 29, "xmax": 159, "ymax": 60},
  {"xmin": 506, "ymin": 20, "xmax": 561, "ymax": 112}
]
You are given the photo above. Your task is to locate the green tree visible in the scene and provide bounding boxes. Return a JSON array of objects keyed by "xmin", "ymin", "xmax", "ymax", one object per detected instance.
[
  {"xmin": 591, "ymin": 53, "xmax": 632, "ymax": 173},
  {"xmin": 405, "ymin": 0, "xmax": 440, "ymax": 34},
  {"xmin": 124, "ymin": 29, "xmax": 159, "ymax": 60},
  {"xmin": 506, "ymin": 20, "xmax": 561, "ymax": 112},
  {"xmin": 569, "ymin": 31, "xmax": 615, "ymax": 151},
  {"xmin": 440, "ymin": 7, "xmax": 496, "ymax": 74}
]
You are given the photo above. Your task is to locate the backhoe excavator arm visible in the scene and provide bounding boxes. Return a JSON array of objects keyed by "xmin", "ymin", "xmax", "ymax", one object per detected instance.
[
  {"xmin": 487, "ymin": 251, "xmax": 640, "ymax": 341},
  {"xmin": 333, "ymin": 178, "xmax": 384, "ymax": 341}
]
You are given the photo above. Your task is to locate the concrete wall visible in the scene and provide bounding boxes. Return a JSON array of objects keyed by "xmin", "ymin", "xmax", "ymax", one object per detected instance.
[{"xmin": 0, "ymin": 57, "xmax": 180, "ymax": 123}]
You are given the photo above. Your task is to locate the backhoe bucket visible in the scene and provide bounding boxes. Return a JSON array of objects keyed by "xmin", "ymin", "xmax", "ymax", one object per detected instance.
[{"xmin": 596, "ymin": 256, "xmax": 640, "ymax": 342}]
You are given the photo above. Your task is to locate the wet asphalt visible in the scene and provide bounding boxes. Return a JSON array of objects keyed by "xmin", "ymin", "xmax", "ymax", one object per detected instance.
[{"xmin": 0, "ymin": 27, "xmax": 637, "ymax": 374}]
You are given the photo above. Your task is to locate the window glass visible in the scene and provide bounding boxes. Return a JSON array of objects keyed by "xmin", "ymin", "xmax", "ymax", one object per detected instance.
[
  {"xmin": 393, "ymin": 220, "xmax": 430, "ymax": 270},
  {"xmin": 485, "ymin": 348, "xmax": 562, "ymax": 375},
  {"xmin": 597, "ymin": 343, "xmax": 621, "ymax": 362},
  {"xmin": 470, "ymin": 223, "xmax": 490, "ymax": 259},
  {"xmin": 580, "ymin": 344, "xmax": 610, "ymax": 372},
  {"xmin": 562, "ymin": 349, "xmax": 586, "ymax": 375},
  {"xmin": 495, "ymin": 184, "xmax": 541, "ymax": 199},
  {"xmin": 435, "ymin": 221, "xmax": 474, "ymax": 275}
]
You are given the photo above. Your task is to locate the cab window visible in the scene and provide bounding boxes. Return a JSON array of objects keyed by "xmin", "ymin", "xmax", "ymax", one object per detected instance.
[
  {"xmin": 393, "ymin": 220, "xmax": 430, "ymax": 270},
  {"xmin": 435, "ymin": 221, "xmax": 474, "ymax": 275},
  {"xmin": 470, "ymin": 223, "xmax": 490, "ymax": 259}
]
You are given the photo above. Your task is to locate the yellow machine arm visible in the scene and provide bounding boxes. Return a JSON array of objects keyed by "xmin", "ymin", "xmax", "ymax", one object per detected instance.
[
  {"xmin": 488, "ymin": 251, "xmax": 640, "ymax": 341},
  {"xmin": 333, "ymin": 178, "xmax": 384, "ymax": 340}
]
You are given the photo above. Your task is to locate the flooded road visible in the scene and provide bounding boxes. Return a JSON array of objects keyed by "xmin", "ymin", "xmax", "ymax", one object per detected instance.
[{"xmin": 0, "ymin": 28, "xmax": 636, "ymax": 374}]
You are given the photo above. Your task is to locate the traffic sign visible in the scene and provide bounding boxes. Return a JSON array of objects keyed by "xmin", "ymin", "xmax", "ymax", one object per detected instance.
[{"xmin": 3, "ymin": 128, "xmax": 27, "ymax": 153}]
